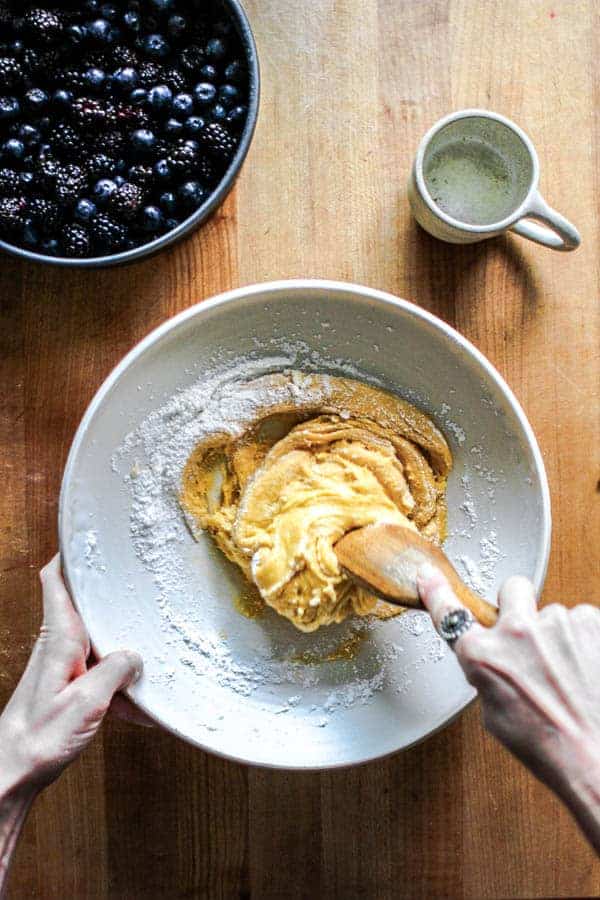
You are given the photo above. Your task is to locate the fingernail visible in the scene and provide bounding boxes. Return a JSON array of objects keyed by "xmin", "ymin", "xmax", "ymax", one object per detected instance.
[
  {"xmin": 417, "ymin": 562, "xmax": 438, "ymax": 581},
  {"xmin": 126, "ymin": 651, "xmax": 143, "ymax": 682}
]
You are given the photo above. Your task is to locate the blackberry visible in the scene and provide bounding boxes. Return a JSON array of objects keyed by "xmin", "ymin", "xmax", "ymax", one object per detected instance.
[
  {"xmin": 111, "ymin": 44, "xmax": 138, "ymax": 67},
  {"xmin": 22, "ymin": 47, "xmax": 59, "ymax": 77},
  {"xmin": 179, "ymin": 44, "xmax": 204, "ymax": 74},
  {"xmin": 137, "ymin": 61, "xmax": 162, "ymax": 88},
  {"xmin": 23, "ymin": 8, "xmax": 63, "ymax": 45},
  {"xmin": 71, "ymin": 97, "xmax": 117, "ymax": 131},
  {"xmin": 197, "ymin": 155, "xmax": 216, "ymax": 185},
  {"xmin": 166, "ymin": 139, "xmax": 198, "ymax": 175},
  {"xmin": 36, "ymin": 156, "xmax": 61, "ymax": 191},
  {"xmin": 127, "ymin": 163, "xmax": 153, "ymax": 189},
  {"xmin": 81, "ymin": 50, "xmax": 108, "ymax": 70},
  {"xmin": 97, "ymin": 129, "xmax": 125, "ymax": 156},
  {"xmin": 61, "ymin": 222, "xmax": 90, "ymax": 257},
  {"xmin": 27, "ymin": 196, "xmax": 62, "ymax": 233},
  {"xmin": 0, "ymin": 195, "xmax": 27, "ymax": 234},
  {"xmin": 55, "ymin": 69, "xmax": 87, "ymax": 94},
  {"xmin": 115, "ymin": 103, "xmax": 150, "ymax": 130},
  {"xmin": 0, "ymin": 56, "xmax": 23, "ymax": 88},
  {"xmin": 198, "ymin": 122, "xmax": 236, "ymax": 157},
  {"xmin": 54, "ymin": 164, "xmax": 86, "ymax": 204},
  {"xmin": 0, "ymin": 167, "xmax": 18, "ymax": 195},
  {"xmin": 0, "ymin": 9, "xmax": 13, "ymax": 36},
  {"xmin": 47, "ymin": 122, "xmax": 81, "ymax": 158},
  {"xmin": 162, "ymin": 67, "xmax": 187, "ymax": 93},
  {"xmin": 89, "ymin": 212, "xmax": 127, "ymax": 251},
  {"xmin": 84, "ymin": 152, "xmax": 113, "ymax": 178},
  {"xmin": 108, "ymin": 181, "xmax": 144, "ymax": 221}
]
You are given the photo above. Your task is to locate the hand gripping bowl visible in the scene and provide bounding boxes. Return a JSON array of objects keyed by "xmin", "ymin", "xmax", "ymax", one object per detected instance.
[{"xmin": 59, "ymin": 280, "xmax": 551, "ymax": 769}]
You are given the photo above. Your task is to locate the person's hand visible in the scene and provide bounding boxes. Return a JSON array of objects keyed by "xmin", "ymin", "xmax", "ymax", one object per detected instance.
[
  {"xmin": 0, "ymin": 555, "xmax": 143, "ymax": 797},
  {"xmin": 417, "ymin": 565, "xmax": 600, "ymax": 854}
]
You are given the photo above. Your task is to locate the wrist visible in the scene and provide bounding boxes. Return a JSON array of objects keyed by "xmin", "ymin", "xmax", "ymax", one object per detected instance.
[
  {"xmin": 560, "ymin": 737, "xmax": 600, "ymax": 853},
  {"xmin": 0, "ymin": 780, "xmax": 37, "ymax": 898}
]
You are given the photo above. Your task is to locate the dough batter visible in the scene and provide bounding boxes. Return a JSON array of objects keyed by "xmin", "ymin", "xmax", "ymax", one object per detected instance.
[{"xmin": 181, "ymin": 372, "xmax": 452, "ymax": 632}]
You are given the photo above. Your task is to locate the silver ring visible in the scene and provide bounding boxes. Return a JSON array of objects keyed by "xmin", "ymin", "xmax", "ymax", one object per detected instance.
[{"xmin": 439, "ymin": 608, "xmax": 475, "ymax": 647}]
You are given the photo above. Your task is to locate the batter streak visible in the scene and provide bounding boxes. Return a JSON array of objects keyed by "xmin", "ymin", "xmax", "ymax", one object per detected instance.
[{"xmin": 181, "ymin": 372, "xmax": 452, "ymax": 632}]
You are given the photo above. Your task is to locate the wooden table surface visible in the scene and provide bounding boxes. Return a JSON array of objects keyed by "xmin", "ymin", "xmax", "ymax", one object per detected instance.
[{"xmin": 1, "ymin": 1, "xmax": 599, "ymax": 897}]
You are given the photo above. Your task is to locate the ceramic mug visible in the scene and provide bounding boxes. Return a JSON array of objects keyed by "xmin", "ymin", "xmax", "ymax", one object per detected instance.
[{"xmin": 408, "ymin": 109, "xmax": 580, "ymax": 251}]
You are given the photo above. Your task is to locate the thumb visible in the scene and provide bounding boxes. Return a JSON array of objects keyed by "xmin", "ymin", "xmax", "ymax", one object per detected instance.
[
  {"xmin": 76, "ymin": 650, "xmax": 143, "ymax": 708},
  {"xmin": 417, "ymin": 562, "xmax": 465, "ymax": 631}
]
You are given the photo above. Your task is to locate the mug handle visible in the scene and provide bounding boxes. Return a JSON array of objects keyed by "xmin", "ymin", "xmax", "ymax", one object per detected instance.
[{"xmin": 510, "ymin": 191, "xmax": 581, "ymax": 251}]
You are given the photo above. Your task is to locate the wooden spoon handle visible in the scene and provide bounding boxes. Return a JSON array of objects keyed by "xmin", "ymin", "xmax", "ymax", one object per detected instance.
[{"xmin": 335, "ymin": 524, "xmax": 498, "ymax": 628}]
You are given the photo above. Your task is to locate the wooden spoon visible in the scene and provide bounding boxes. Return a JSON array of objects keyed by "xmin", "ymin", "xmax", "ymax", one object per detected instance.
[{"xmin": 335, "ymin": 523, "xmax": 498, "ymax": 627}]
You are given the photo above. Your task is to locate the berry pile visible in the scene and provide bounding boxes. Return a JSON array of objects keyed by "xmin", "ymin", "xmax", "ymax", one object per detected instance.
[{"xmin": 0, "ymin": 0, "xmax": 249, "ymax": 258}]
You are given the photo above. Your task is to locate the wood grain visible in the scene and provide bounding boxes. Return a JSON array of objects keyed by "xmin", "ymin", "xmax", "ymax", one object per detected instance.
[{"xmin": 1, "ymin": 1, "xmax": 599, "ymax": 897}]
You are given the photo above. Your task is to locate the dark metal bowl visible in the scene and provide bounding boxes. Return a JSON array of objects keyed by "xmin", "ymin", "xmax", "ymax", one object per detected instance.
[{"xmin": 0, "ymin": 0, "xmax": 259, "ymax": 268}]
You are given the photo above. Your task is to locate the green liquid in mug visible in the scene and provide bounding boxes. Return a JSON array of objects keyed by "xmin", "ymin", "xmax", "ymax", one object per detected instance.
[{"xmin": 425, "ymin": 138, "xmax": 522, "ymax": 226}]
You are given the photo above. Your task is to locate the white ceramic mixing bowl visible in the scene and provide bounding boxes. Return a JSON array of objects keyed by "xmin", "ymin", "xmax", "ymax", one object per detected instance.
[{"xmin": 59, "ymin": 280, "xmax": 551, "ymax": 769}]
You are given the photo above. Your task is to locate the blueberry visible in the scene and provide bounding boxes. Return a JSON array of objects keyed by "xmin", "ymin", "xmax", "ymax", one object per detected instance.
[
  {"xmin": 159, "ymin": 190, "xmax": 177, "ymax": 214},
  {"xmin": 199, "ymin": 64, "xmax": 217, "ymax": 82},
  {"xmin": 167, "ymin": 14, "xmax": 187, "ymax": 38},
  {"xmin": 23, "ymin": 88, "xmax": 48, "ymax": 114},
  {"xmin": 140, "ymin": 204, "xmax": 164, "ymax": 232},
  {"xmin": 224, "ymin": 60, "xmax": 246, "ymax": 84},
  {"xmin": 205, "ymin": 37, "xmax": 227, "ymax": 61},
  {"xmin": 131, "ymin": 128, "xmax": 156, "ymax": 153},
  {"xmin": 88, "ymin": 18, "xmax": 113, "ymax": 43},
  {"xmin": 218, "ymin": 84, "xmax": 240, "ymax": 106},
  {"xmin": 163, "ymin": 117, "xmax": 183, "ymax": 136},
  {"xmin": 194, "ymin": 82, "xmax": 216, "ymax": 106},
  {"xmin": 178, "ymin": 179, "xmax": 205, "ymax": 209},
  {"xmin": 150, "ymin": 0, "xmax": 175, "ymax": 10},
  {"xmin": 19, "ymin": 171, "xmax": 35, "ymax": 191},
  {"xmin": 0, "ymin": 97, "xmax": 20, "ymax": 121},
  {"xmin": 210, "ymin": 103, "xmax": 227, "ymax": 121},
  {"xmin": 4, "ymin": 138, "xmax": 24, "ymax": 160},
  {"xmin": 113, "ymin": 66, "xmax": 139, "ymax": 91},
  {"xmin": 75, "ymin": 198, "xmax": 97, "ymax": 222},
  {"xmin": 84, "ymin": 67, "xmax": 106, "ymax": 92},
  {"xmin": 114, "ymin": 174, "xmax": 126, "ymax": 186},
  {"xmin": 143, "ymin": 33, "xmax": 170, "ymax": 58},
  {"xmin": 172, "ymin": 93, "xmax": 193, "ymax": 117},
  {"xmin": 129, "ymin": 88, "xmax": 147, "ymax": 106},
  {"xmin": 123, "ymin": 10, "xmax": 141, "ymax": 32},
  {"xmin": 93, "ymin": 177, "xmax": 118, "ymax": 204},
  {"xmin": 226, "ymin": 105, "xmax": 247, "ymax": 131},
  {"xmin": 100, "ymin": 3, "xmax": 119, "ymax": 20},
  {"xmin": 18, "ymin": 124, "xmax": 40, "ymax": 147},
  {"xmin": 52, "ymin": 89, "xmax": 73, "ymax": 110},
  {"xmin": 84, "ymin": 0, "xmax": 100, "ymax": 12},
  {"xmin": 41, "ymin": 237, "xmax": 59, "ymax": 256},
  {"xmin": 22, "ymin": 220, "xmax": 39, "ymax": 247},
  {"xmin": 148, "ymin": 83, "xmax": 172, "ymax": 113},
  {"xmin": 165, "ymin": 216, "xmax": 179, "ymax": 230},
  {"xmin": 213, "ymin": 19, "xmax": 234, "ymax": 38},
  {"xmin": 153, "ymin": 158, "xmax": 171, "ymax": 181},
  {"xmin": 185, "ymin": 115, "xmax": 205, "ymax": 135},
  {"xmin": 66, "ymin": 24, "xmax": 87, "ymax": 45}
]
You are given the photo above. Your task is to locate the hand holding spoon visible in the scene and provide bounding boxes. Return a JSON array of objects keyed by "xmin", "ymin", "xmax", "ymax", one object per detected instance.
[{"xmin": 335, "ymin": 523, "xmax": 498, "ymax": 627}]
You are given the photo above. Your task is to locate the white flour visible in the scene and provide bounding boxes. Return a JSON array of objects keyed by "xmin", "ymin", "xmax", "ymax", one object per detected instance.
[{"xmin": 110, "ymin": 349, "xmax": 502, "ymax": 727}]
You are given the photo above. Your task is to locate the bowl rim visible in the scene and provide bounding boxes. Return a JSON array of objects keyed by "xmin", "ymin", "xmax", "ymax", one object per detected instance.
[
  {"xmin": 0, "ymin": 0, "xmax": 260, "ymax": 269},
  {"xmin": 59, "ymin": 278, "xmax": 552, "ymax": 769}
]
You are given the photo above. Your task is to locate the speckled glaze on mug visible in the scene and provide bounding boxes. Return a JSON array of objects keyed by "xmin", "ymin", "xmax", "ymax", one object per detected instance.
[{"xmin": 409, "ymin": 109, "xmax": 580, "ymax": 251}]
